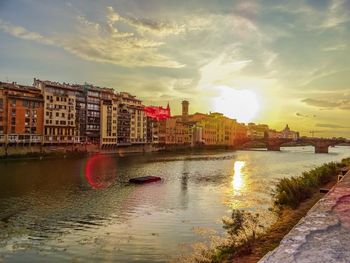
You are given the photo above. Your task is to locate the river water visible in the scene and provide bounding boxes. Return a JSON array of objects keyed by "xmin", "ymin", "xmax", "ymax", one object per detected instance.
[{"xmin": 0, "ymin": 146, "xmax": 349, "ymax": 262}]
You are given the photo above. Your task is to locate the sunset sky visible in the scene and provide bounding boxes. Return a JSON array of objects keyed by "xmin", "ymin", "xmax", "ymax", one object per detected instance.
[{"xmin": 0, "ymin": 0, "xmax": 349, "ymax": 137}]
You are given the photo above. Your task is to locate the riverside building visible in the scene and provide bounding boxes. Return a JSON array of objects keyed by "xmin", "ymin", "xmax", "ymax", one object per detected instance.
[
  {"xmin": 34, "ymin": 79, "xmax": 78, "ymax": 144},
  {"xmin": 100, "ymin": 90, "xmax": 118, "ymax": 148},
  {"xmin": 0, "ymin": 82, "xmax": 44, "ymax": 145},
  {"xmin": 119, "ymin": 92, "xmax": 147, "ymax": 144}
]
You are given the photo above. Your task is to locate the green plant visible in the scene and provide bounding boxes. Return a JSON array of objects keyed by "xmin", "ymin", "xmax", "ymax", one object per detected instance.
[{"xmin": 273, "ymin": 161, "xmax": 344, "ymax": 208}]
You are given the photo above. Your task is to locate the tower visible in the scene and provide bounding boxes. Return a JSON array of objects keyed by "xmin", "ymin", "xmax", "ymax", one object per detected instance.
[{"xmin": 182, "ymin": 100, "xmax": 189, "ymax": 122}]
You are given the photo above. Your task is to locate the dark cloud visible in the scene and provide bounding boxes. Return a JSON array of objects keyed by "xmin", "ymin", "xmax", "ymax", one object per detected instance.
[
  {"xmin": 295, "ymin": 112, "xmax": 316, "ymax": 118},
  {"xmin": 316, "ymin": 123, "xmax": 349, "ymax": 129},
  {"xmin": 302, "ymin": 98, "xmax": 350, "ymax": 110},
  {"xmin": 302, "ymin": 98, "xmax": 338, "ymax": 108}
]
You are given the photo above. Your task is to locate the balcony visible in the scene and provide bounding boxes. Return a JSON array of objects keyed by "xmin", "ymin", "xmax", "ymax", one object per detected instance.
[
  {"xmin": 43, "ymin": 135, "xmax": 81, "ymax": 144},
  {"xmin": 5, "ymin": 134, "xmax": 43, "ymax": 144}
]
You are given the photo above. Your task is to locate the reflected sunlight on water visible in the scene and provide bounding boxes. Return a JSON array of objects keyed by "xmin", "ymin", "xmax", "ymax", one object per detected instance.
[{"xmin": 232, "ymin": 161, "xmax": 245, "ymax": 192}]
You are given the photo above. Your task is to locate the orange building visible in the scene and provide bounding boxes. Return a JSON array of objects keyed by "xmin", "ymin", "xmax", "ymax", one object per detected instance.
[
  {"xmin": 165, "ymin": 116, "xmax": 192, "ymax": 145},
  {"xmin": 0, "ymin": 82, "xmax": 44, "ymax": 144}
]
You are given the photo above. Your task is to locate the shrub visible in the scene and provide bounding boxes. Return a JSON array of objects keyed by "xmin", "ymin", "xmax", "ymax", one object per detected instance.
[{"xmin": 273, "ymin": 161, "xmax": 345, "ymax": 208}]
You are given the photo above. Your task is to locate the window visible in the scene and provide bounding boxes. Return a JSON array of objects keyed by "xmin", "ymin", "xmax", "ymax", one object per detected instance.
[
  {"xmin": 0, "ymin": 98, "xmax": 3, "ymax": 108},
  {"xmin": 11, "ymin": 99, "xmax": 16, "ymax": 106},
  {"xmin": 11, "ymin": 126, "xmax": 15, "ymax": 134},
  {"xmin": 23, "ymin": 100, "xmax": 29, "ymax": 107},
  {"xmin": 56, "ymin": 112, "xmax": 59, "ymax": 117},
  {"xmin": 11, "ymin": 117, "xmax": 16, "ymax": 126},
  {"xmin": 11, "ymin": 108, "xmax": 16, "ymax": 116}
]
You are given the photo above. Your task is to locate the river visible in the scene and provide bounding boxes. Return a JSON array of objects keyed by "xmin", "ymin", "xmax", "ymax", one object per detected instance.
[{"xmin": 0, "ymin": 146, "xmax": 349, "ymax": 262}]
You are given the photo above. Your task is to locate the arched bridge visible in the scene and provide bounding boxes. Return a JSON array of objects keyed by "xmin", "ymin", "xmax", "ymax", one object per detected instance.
[{"xmin": 249, "ymin": 138, "xmax": 346, "ymax": 153}]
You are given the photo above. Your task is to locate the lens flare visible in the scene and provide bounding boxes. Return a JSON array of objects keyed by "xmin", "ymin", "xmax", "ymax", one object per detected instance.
[{"xmin": 83, "ymin": 154, "xmax": 117, "ymax": 189}]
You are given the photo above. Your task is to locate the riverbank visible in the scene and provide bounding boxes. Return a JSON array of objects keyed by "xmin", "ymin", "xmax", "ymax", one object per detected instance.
[
  {"xmin": 224, "ymin": 159, "xmax": 350, "ymax": 263},
  {"xmin": 230, "ymin": 180, "xmax": 336, "ymax": 263}
]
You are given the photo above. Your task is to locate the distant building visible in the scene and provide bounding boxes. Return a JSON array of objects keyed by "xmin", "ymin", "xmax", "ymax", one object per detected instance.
[
  {"xmin": 281, "ymin": 124, "xmax": 299, "ymax": 140},
  {"xmin": 247, "ymin": 123, "xmax": 269, "ymax": 139},
  {"xmin": 163, "ymin": 101, "xmax": 248, "ymax": 147},
  {"xmin": 268, "ymin": 124, "xmax": 299, "ymax": 140}
]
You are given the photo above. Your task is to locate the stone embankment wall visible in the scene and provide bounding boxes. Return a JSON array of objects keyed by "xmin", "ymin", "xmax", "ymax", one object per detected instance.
[
  {"xmin": 259, "ymin": 170, "xmax": 350, "ymax": 263},
  {"xmin": 0, "ymin": 143, "xmax": 235, "ymax": 159},
  {"xmin": 0, "ymin": 144, "xmax": 165, "ymax": 158}
]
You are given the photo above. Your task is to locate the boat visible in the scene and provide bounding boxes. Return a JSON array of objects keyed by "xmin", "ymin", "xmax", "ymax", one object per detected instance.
[{"xmin": 129, "ymin": 176, "xmax": 162, "ymax": 184}]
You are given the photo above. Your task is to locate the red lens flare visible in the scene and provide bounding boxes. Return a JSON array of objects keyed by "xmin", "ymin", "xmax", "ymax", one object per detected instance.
[
  {"xmin": 84, "ymin": 154, "xmax": 117, "ymax": 189},
  {"xmin": 144, "ymin": 106, "xmax": 170, "ymax": 120}
]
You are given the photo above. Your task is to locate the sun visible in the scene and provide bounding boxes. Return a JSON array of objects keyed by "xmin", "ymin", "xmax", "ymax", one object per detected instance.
[{"xmin": 211, "ymin": 86, "xmax": 260, "ymax": 123}]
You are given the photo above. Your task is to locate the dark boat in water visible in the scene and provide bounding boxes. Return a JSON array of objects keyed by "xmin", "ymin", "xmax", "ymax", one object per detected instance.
[{"xmin": 129, "ymin": 176, "xmax": 162, "ymax": 184}]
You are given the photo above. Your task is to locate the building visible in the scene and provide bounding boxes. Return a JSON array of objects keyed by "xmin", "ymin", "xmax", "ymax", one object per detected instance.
[
  {"xmin": 85, "ymin": 85, "xmax": 102, "ymax": 143},
  {"xmin": 268, "ymin": 125, "xmax": 299, "ymax": 140},
  {"xmin": 0, "ymin": 82, "xmax": 44, "ymax": 144},
  {"xmin": 0, "ymin": 87, "xmax": 4, "ymax": 144},
  {"xmin": 34, "ymin": 79, "xmax": 78, "ymax": 144},
  {"xmin": 247, "ymin": 123, "xmax": 269, "ymax": 140},
  {"xmin": 73, "ymin": 84, "xmax": 87, "ymax": 143},
  {"xmin": 117, "ymin": 101, "xmax": 131, "ymax": 145},
  {"xmin": 144, "ymin": 104, "xmax": 171, "ymax": 144},
  {"xmin": 119, "ymin": 92, "xmax": 147, "ymax": 144},
  {"xmin": 100, "ymin": 90, "xmax": 118, "ymax": 148}
]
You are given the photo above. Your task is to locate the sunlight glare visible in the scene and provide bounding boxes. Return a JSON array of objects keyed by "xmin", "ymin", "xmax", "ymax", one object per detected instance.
[
  {"xmin": 232, "ymin": 160, "xmax": 245, "ymax": 192},
  {"xmin": 212, "ymin": 86, "xmax": 260, "ymax": 123}
]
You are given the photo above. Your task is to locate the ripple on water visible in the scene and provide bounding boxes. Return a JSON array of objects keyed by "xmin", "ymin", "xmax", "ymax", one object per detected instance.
[{"xmin": 0, "ymin": 146, "xmax": 349, "ymax": 262}]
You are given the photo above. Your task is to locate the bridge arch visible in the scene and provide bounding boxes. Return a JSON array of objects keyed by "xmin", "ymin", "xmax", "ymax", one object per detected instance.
[{"xmin": 243, "ymin": 138, "xmax": 345, "ymax": 154}]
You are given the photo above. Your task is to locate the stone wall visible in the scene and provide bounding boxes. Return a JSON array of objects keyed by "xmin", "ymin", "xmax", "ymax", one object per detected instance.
[{"xmin": 259, "ymin": 170, "xmax": 350, "ymax": 263}]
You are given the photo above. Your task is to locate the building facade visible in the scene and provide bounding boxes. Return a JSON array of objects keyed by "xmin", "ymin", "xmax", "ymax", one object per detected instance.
[
  {"xmin": 0, "ymin": 82, "xmax": 44, "ymax": 144},
  {"xmin": 100, "ymin": 90, "xmax": 118, "ymax": 148},
  {"xmin": 34, "ymin": 79, "xmax": 78, "ymax": 144},
  {"xmin": 119, "ymin": 92, "xmax": 147, "ymax": 144}
]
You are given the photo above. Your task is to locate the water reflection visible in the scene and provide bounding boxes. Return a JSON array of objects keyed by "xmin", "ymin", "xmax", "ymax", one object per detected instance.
[
  {"xmin": 83, "ymin": 154, "xmax": 117, "ymax": 189},
  {"xmin": 232, "ymin": 161, "xmax": 245, "ymax": 192}
]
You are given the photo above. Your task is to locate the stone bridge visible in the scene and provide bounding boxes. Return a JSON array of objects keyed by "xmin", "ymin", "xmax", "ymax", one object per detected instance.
[{"xmin": 249, "ymin": 138, "xmax": 345, "ymax": 153}]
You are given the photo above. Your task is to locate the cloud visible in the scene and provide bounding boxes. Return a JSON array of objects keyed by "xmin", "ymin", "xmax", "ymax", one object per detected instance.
[
  {"xmin": 322, "ymin": 43, "xmax": 347, "ymax": 52},
  {"xmin": 0, "ymin": 9, "xmax": 184, "ymax": 68},
  {"xmin": 295, "ymin": 112, "xmax": 316, "ymax": 118},
  {"xmin": 302, "ymin": 98, "xmax": 350, "ymax": 110},
  {"xmin": 302, "ymin": 98, "xmax": 339, "ymax": 108},
  {"xmin": 0, "ymin": 19, "xmax": 54, "ymax": 45},
  {"xmin": 315, "ymin": 123, "xmax": 349, "ymax": 129},
  {"xmin": 270, "ymin": 0, "xmax": 350, "ymax": 31}
]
